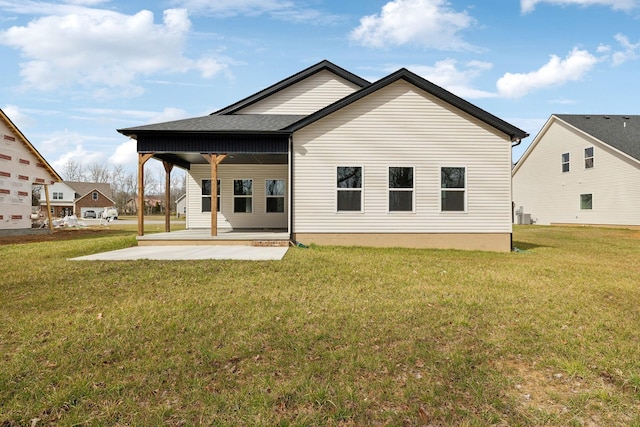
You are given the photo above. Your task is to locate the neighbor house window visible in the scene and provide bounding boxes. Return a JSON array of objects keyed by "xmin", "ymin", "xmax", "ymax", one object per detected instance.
[
  {"xmin": 580, "ymin": 193, "xmax": 593, "ymax": 210},
  {"xmin": 441, "ymin": 167, "xmax": 466, "ymax": 212},
  {"xmin": 562, "ymin": 153, "xmax": 570, "ymax": 173},
  {"xmin": 92, "ymin": 191, "xmax": 98, "ymax": 200},
  {"xmin": 52, "ymin": 192, "xmax": 63, "ymax": 200},
  {"xmin": 389, "ymin": 167, "xmax": 414, "ymax": 212},
  {"xmin": 337, "ymin": 167, "xmax": 362, "ymax": 212},
  {"xmin": 234, "ymin": 179, "xmax": 253, "ymax": 213},
  {"xmin": 202, "ymin": 179, "xmax": 220, "ymax": 212},
  {"xmin": 585, "ymin": 147, "xmax": 594, "ymax": 169},
  {"xmin": 266, "ymin": 179, "xmax": 285, "ymax": 213}
]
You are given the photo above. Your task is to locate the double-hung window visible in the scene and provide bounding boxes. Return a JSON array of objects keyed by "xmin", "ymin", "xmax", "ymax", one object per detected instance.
[
  {"xmin": 52, "ymin": 192, "xmax": 63, "ymax": 200},
  {"xmin": 389, "ymin": 167, "xmax": 414, "ymax": 212},
  {"xmin": 562, "ymin": 153, "xmax": 570, "ymax": 172},
  {"xmin": 266, "ymin": 179, "xmax": 285, "ymax": 213},
  {"xmin": 585, "ymin": 147, "xmax": 594, "ymax": 169},
  {"xmin": 337, "ymin": 167, "xmax": 362, "ymax": 212},
  {"xmin": 441, "ymin": 167, "xmax": 466, "ymax": 212},
  {"xmin": 234, "ymin": 179, "xmax": 253, "ymax": 213},
  {"xmin": 92, "ymin": 191, "xmax": 98, "ymax": 201},
  {"xmin": 202, "ymin": 179, "xmax": 220, "ymax": 212}
]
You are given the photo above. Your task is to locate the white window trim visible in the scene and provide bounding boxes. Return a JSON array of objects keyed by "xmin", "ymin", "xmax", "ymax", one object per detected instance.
[
  {"xmin": 580, "ymin": 193, "xmax": 593, "ymax": 210},
  {"xmin": 387, "ymin": 165, "xmax": 415, "ymax": 213},
  {"xmin": 562, "ymin": 152, "xmax": 570, "ymax": 173},
  {"xmin": 584, "ymin": 147, "xmax": 594, "ymax": 169},
  {"xmin": 336, "ymin": 166, "xmax": 364, "ymax": 213},
  {"xmin": 92, "ymin": 191, "xmax": 98, "ymax": 201},
  {"xmin": 439, "ymin": 166, "xmax": 467, "ymax": 214},
  {"xmin": 265, "ymin": 179, "xmax": 285, "ymax": 214},
  {"xmin": 233, "ymin": 178, "xmax": 253, "ymax": 214},
  {"xmin": 201, "ymin": 178, "xmax": 221, "ymax": 213}
]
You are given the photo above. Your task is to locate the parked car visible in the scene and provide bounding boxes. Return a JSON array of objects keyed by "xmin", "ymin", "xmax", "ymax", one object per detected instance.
[
  {"xmin": 84, "ymin": 210, "xmax": 96, "ymax": 218},
  {"xmin": 100, "ymin": 207, "xmax": 118, "ymax": 220}
]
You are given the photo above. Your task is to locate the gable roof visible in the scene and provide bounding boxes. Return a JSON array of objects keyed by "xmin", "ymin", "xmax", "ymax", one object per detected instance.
[
  {"xmin": 555, "ymin": 114, "xmax": 640, "ymax": 161},
  {"xmin": 285, "ymin": 68, "xmax": 529, "ymax": 142},
  {"xmin": 0, "ymin": 108, "xmax": 62, "ymax": 182},
  {"xmin": 213, "ymin": 60, "xmax": 371, "ymax": 115},
  {"xmin": 65, "ymin": 181, "xmax": 115, "ymax": 203}
]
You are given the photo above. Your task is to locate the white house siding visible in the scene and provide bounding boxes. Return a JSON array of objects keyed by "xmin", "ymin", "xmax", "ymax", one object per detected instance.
[
  {"xmin": 292, "ymin": 80, "xmax": 513, "ymax": 236},
  {"xmin": 236, "ymin": 70, "xmax": 362, "ymax": 115},
  {"xmin": 186, "ymin": 163, "xmax": 288, "ymax": 230},
  {"xmin": 513, "ymin": 119, "xmax": 640, "ymax": 226},
  {"xmin": 0, "ymin": 121, "xmax": 56, "ymax": 230}
]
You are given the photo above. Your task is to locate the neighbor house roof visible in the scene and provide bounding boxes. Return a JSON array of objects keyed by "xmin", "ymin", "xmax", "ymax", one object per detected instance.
[
  {"xmin": 285, "ymin": 68, "xmax": 529, "ymax": 142},
  {"xmin": 213, "ymin": 60, "xmax": 371, "ymax": 115},
  {"xmin": 65, "ymin": 181, "xmax": 115, "ymax": 203},
  {"xmin": 0, "ymin": 108, "xmax": 62, "ymax": 182},
  {"xmin": 555, "ymin": 114, "xmax": 640, "ymax": 161}
]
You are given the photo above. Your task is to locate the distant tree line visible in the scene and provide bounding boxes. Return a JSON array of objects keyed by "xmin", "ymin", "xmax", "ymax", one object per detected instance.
[{"xmin": 60, "ymin": 160, "xmax": 186, "ymax": 215}]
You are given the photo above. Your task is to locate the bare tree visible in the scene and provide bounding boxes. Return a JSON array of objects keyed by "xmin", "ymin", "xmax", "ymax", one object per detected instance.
[
  {"xmin": 87, "ymin": 162, "xmax": 111, "ymax": 183},
  {"xmin": 61, "ymin": 159, "xmax": 86, "ymax": 181}
]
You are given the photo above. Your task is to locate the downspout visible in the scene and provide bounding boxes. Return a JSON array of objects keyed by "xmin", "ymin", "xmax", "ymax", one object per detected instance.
[
  {"xmin": 510, "ymin": 137, "xmax": 521, "ymax": 251},
  {"xmin": 287, "ymin": 134, "xmax": 293, "ymax": 243}
]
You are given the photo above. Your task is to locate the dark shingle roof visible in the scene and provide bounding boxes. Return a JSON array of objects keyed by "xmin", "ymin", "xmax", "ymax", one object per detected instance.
[
  {"xmin": 555, "ymin": 114, "xmax": 640, "ymax": 161},
  {"xmin": 118, "ymin": 114, "xmax": 307, "ymax": 135},
  {"xmin": 213, "ymin": 60, "xmax": 371, "ymax": 115},
  {"xmin": 285, "ymin": 68, "xmax": 529, "ymax": 141}
]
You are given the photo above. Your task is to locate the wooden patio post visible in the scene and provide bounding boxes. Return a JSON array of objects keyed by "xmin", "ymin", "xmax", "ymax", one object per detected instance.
[
  {"xmin": 43, "ymin": 183, "xmax": 53, "ymax": 231},
  {"xmin": 202, "ymin": 154, "xmax": 227, "ymax": 236},
  {"xmin": 137, "ymin": 153, "xmax": 154, "ymax": 236},
  {"xmin": 163, "ymin": 161, "xmax": 174, "ymax": 233}
]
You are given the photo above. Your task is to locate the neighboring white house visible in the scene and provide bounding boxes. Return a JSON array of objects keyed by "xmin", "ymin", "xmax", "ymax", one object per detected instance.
[
  {"xmin": 175, "ymin": 194, "xmax": 186, "ymax": 217},
  {"xmin": 513, "ymin": 114, "xmax": 640, "ymax": 227},
  {"xmin": 119, "ymin": 60, "xmax": 528, "ymax": 252},
  {"xmin": 0, "ymin": 108, "xmax": 61, "ymax": 233}
]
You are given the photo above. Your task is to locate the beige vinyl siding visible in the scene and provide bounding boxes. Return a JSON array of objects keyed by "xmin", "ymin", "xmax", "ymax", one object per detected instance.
[
  {"xmin": 0, "ymin": 120, "xmax": 55, "ymax": 230},
  {"xmin": 186, "ymin": 164, "xmax": 288, "ymax": 229},
  {"xmin": 237, "ymin": 70, "xmax": 362, "ymax": 115},
  {"xmin": 292, "ymin": 80, "xmax": 513, "ymax": 234},
  {"xmin": 513, "ymin": 119, "xmax": 640, "ymax": 226}
]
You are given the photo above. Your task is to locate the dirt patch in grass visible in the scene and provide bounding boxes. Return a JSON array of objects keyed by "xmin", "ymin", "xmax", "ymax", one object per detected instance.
[{"xmin": 0, "ymin": 228, "xmax": 124, "ymax": 245}]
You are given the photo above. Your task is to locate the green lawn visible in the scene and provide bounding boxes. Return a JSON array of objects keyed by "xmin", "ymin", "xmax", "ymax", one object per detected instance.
[{"xmin": 1, "ymin": 226, "xmax": 639, "ymax": 426}]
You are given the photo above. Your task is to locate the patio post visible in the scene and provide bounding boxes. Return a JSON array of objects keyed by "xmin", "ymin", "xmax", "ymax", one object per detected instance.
[
  {"xmin": 202, "ymin": 154, "xmax": 227, "ymax": 237},
  {"xmin": 163, "ymin": 161, "xmax": 174, "ymax": 233},
  {"xmin": 137, "ymin": 153, "xmax": 154, "ymax": 236}
]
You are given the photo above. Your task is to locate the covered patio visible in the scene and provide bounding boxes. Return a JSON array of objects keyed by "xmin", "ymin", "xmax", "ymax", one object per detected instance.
[{"xmin": 118, "ymin": 114, "xmax": 302, "ymax": 245}]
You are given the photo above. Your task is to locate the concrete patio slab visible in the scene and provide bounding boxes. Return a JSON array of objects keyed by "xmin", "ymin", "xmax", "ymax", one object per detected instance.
[{"xmin": 69, "ymin": 245, "xmax": 289, "ymax": 261}]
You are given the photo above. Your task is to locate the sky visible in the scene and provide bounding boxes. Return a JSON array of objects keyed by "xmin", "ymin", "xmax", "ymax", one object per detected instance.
[{"xmin": 1, "ymin": 0, "xmax": 640, "ymax": 178}]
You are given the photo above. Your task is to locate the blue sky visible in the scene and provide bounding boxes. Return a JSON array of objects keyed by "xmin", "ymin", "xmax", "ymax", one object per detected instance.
[{"xmin": 1, "ymin": 0, "xmax": 639, "ymax": 176}]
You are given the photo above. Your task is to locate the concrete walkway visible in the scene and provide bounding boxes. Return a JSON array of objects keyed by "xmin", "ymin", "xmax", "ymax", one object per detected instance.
[{"xmin": 69, "ymin": 245, "xmax": 289, "ymax": 261}]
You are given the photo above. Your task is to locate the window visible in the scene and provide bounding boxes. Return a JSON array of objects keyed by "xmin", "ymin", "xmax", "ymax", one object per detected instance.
[
  {"xmin": 441, "ymin": 167, "xmax": 466, "ymax": 212},
  {"xmin": 337, "ymin": 167, "xmax": 362, "ymax": 212},
  {"xmin": 585, "ymin": 147, "xmax": 594, "ymax": 169},
  {"xmin": 202, "ymin": 179, "xmax": 220, "ymax": 212},
  {"xmin": 562, "ymin": 153, "xmax": 570, "ymax": 173},
  {"xmin": 580, "ymin": 193, "xmax": 592, "ymax": 210},
  {"xmin": 389, "ymin": 167, "xmax": 414, "ymax": 212},
  {"xmin": 92, "ymin": 191, "xmax": 98, "ymax": 200},
  {"xmin": 266, "ymin": 179, "xmax": 285, "ymax": 213},
  {"xmin": 52, "ymin": 192, "xmax": 63, "ymax": 200},
  {"xmin": 234, "ymin": 179, "xmax": 253, "ymax": 213}
]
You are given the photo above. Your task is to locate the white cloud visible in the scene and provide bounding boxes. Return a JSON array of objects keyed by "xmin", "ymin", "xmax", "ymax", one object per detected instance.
[
  {"xmin": 1, "ymin": 104, "xmax": 36, "ymax": 130},
  {"xmin": 401, "ymin": 59, "xmax": 496, "ymax": 98},
  {"xmin": 521, "ymin": 0, "xmax": 639, "ymax": 13},
  {"xmin": 109, "ymin": 139, "xmax": 137, "ymax": 167},
  {"xmin": 611, "ymin": 33, "xmax": 640, "ymax": 65},
  {"xmin": 350, "ymin": 0, "xmax": 476, "ymax": 50},
  {"xmin": 496, "ymin": 48, "xmax": 598, "ymax": 98},
  {"xmin": 0, "ymin": 6, "xmax": 229, "ymax": 96}
]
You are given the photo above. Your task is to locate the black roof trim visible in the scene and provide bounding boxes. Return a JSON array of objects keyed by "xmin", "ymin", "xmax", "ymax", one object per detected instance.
[
  {"xmin": 213, "ymin": 60, "xmax": 371, "ymax": 115},
  {"xmin": 285, "ymin": 68, "xmax": 529, "ymax": 141}
]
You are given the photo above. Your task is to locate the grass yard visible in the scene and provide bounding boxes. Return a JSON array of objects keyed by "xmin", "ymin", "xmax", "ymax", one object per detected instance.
[{"xmin": 1, "ymin": 226, "xmax": 639, "ymax": 426}]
